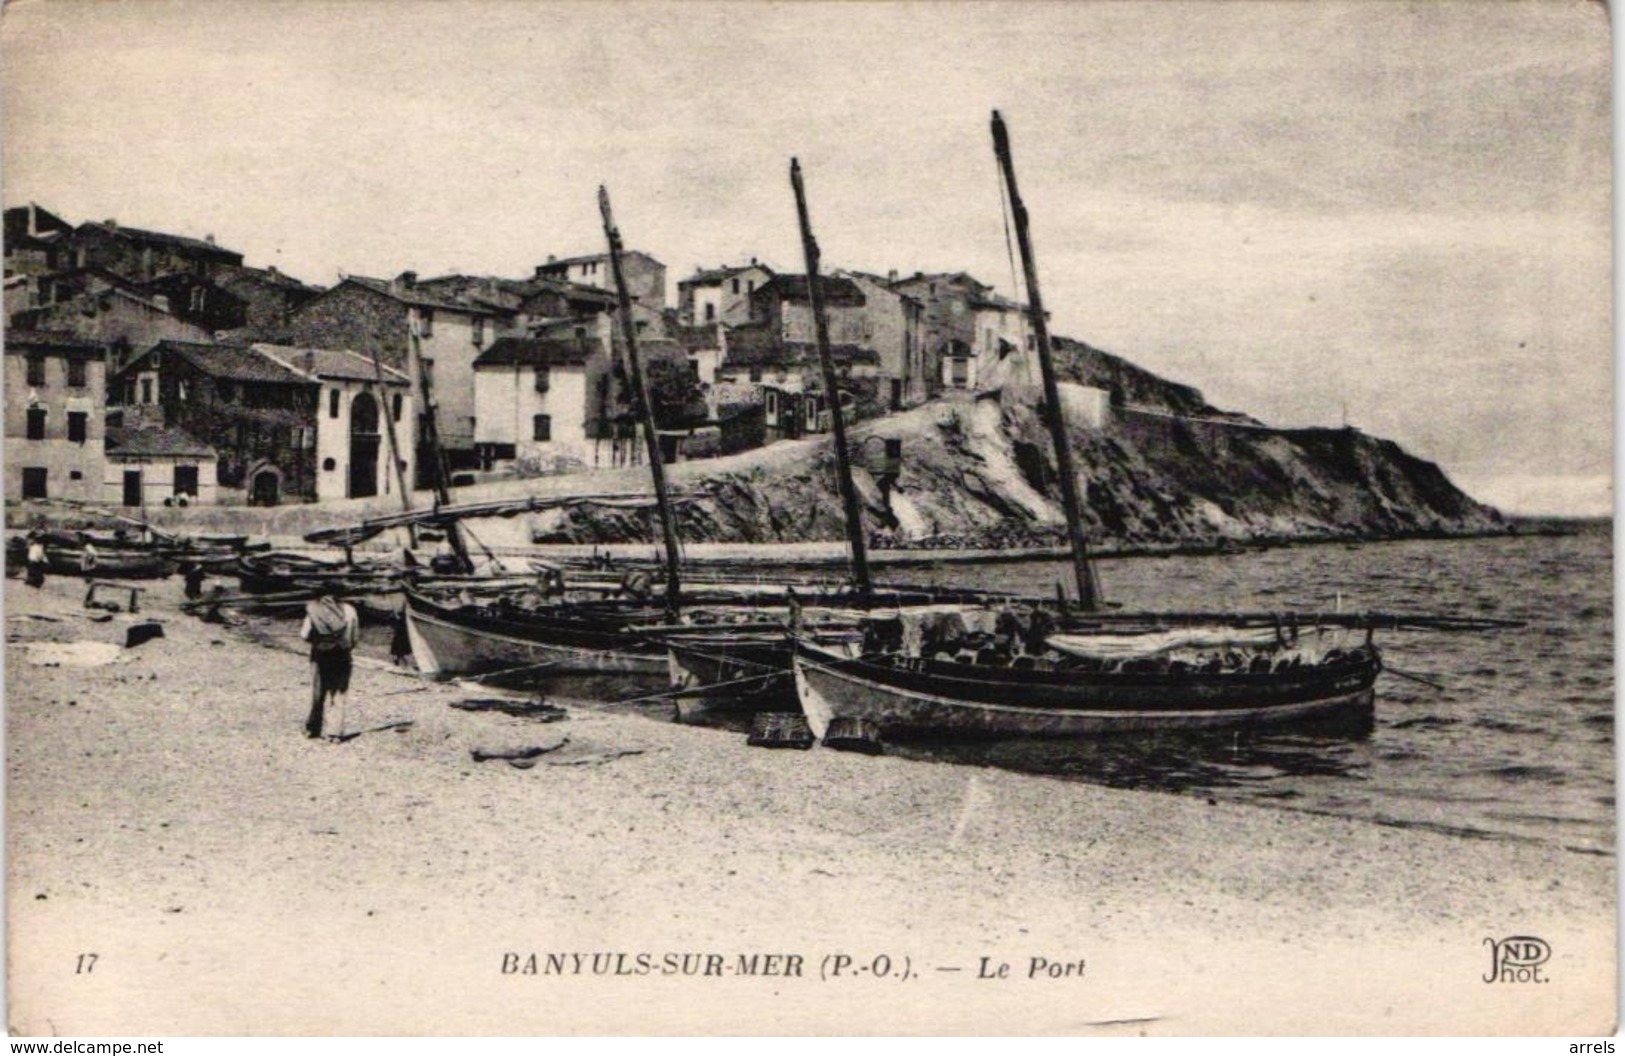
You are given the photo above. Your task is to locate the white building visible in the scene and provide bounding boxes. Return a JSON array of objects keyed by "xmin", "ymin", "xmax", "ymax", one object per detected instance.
[
  {"xmin": 472, "ymin": 337, "xmax": 599, "ymax": 472},
  {"xmin": 253, "ymin": 344, "xmax": 416, "ymax": 503}
]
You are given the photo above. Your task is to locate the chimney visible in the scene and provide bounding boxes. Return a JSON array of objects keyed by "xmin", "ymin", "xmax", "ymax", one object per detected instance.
[
  {"xmin": 104, "ymin": 218, "xmax": 117, "ymax": 229},
  {"xmin": 205, "ymin": 234, "xmax": 216, "ymax": 245},
  {"xmin": 267, "ymin": 265, "xmax": 279, "ymax": 278},
  {"xmin": 303, "ymin": 349, "xmax": 316, "ymax": 379},
  {"xmin": 750, "ymin": 257, "xmax": 757, "ymax": 267},
  {"xmin": 887, "ymin": 269, "xmax": 898, "ymax": 284},
  {"xmin": 546, "ymin": 254, "xmax": 557, "ymax": 264},
  {"xmin": 394, "ymin": 270, "xmax": 417, "ymax": 291}
]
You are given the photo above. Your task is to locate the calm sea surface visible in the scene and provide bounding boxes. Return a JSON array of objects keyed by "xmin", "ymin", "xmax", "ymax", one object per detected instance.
[{"xmin": 876, "ymin": 524, "xmax": 1614, "ymax": 857}]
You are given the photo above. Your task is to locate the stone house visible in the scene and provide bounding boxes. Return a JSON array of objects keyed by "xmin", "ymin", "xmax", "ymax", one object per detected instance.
[
  {"xmin": 3, "ymin": 204, "xmax": 75, "ymax": 276},
  {"xmin": 104, "ymin": 424, "xmax": 219, "ymax": 508},
  {"xmin": 841, "ymin": 270, "xmax": 927, "ymax": 409},
  {"xmin": 10, "ymin": 269, "xmax": 213, "ymax": 372},
  {"xmin": 113, "ymin": 340, "xmax": 412, "ymax": 506},
  {"xmin": 889, "ymin": 272, "xmax": 1034, "ymax": 395},
  {"xmin": 286, "ymin": 272, "xmax": 513, "ymax": 470},
  {"xmin": 747, "ymin": 274, "xmax": 869, "ymax": 346},
  {"xmin": 5, "ymin": 330, "xmax": 109, "ymax": 503},
  {"xmin": 214, "ymin": 265, "xmax": 324, "ymax": 337},
  {"xmin": 677, "ymin": 261, "xmax": 774, "ymax": 326},
  {"xmin": 64, "ymin": 219, "xmax": 243, "ymax": 282},
  {"xmin": 535, "ymin": 250, "xmax": 667, "ymax": 311}
]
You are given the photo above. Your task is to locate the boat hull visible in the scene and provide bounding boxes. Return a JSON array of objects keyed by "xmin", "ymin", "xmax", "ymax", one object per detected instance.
[
  {"xmin": 404, "ymin": 590, "xmax": 666, "ymax": 680},
  {"xmin": 793, "ymin": 641, "xmax": 1379, "ymax": 740}
]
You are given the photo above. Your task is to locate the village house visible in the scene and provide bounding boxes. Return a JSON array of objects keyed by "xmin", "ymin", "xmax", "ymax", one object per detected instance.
[
  {"xmin": 10, "ymin": 268, "xmax": 214, "ymax": 372},
  {"xmin": 3, "ymin": 204, "xmax": 75, "ymax": 277},
  {"xmin": 5, "ymin": 330, "xmax": 110, "ymax": 503},
  {"xmin": 286, "ymin": 272, "xmax": 513, "ymax": 473},
  {"xmin": 104, "ymin": 423, "xmax": 220, "ymax": 508},
  {"xmin": 748, "ymin": 273, "xmax": 871, "ymax": 346},
  {"xmin": 841, "ymin": 270, "xmax": 928, "ymax": 409},
  {"xmin": 214, "ymin": 264, "xmax": 324, "ymax": 337},
  {"xmin": 64, "ymin": 219, "xmax": 244, "ymax": 282},
  {"xmin": 889, "ymin": 272, "xmax": 1035, "ymax": 395},
  {"xmin": 113, "ymin": 339, "xmax": 413, "ymax": 506},
  {"xmin": 471, "ymin": 337, "xmax": 602, "ymax": 472},
  {"xmin": 676, "ymin": 261, "xmax": 774, "ymax": 326},
  {"xmin": 535, "ymin": 250, "xmax": 667, "ymax": 311}
]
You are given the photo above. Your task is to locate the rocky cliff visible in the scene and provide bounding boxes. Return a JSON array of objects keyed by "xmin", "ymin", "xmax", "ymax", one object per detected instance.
[{"xmin": 537, "ymin": 376, "xmax": 1506, "ymax": 549}]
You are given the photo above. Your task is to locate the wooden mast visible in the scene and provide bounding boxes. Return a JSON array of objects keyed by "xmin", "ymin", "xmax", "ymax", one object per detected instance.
[
  {"xmin": 991, "ymin": 109, "xmax": 1098, "ymax": 611},
  {"xmin": 368, "ymin": 346, "xmax": 418, "ymax": 547},
  {"xmin": 599, "ymin": 185, "xmax": 682, "ymax": 620},
  {"xmin": 409, "ymin": 324, "xmax": 473, "ymax": 573},
  {"xmin": 790, "ymin": 158, "xmax": 872, "ymax": 596}
]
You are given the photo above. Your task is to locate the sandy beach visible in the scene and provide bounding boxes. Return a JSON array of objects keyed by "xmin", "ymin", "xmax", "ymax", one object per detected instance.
[{"xmin": 5, "ymin": 573, "xmax": 1614, "ymax": 1036}]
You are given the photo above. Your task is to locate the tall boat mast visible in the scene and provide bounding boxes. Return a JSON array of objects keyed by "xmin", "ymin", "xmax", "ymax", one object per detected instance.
[
  {"xmin": 599, "ymin": 185, "xmax": 682, "ymax": 620},
  {"xmin": 409, "ymin": 326, "xmax": 473, "ymax": 572},
  {"xmin": 790, "ymin": 158, "xmax": 872, "ymax": 597},
  {"xmin": 991, "ymin": 110, "xmax": 1098, "ymax": 611}
]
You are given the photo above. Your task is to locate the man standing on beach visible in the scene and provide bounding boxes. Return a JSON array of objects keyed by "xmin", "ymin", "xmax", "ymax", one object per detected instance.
[
  {"xmin": 24, "ymin": 533, "xmax": 47, "ymax": 588},
  {"xmin": 300, "ymin": 583, "xmax": 360, "ymax": 743}
]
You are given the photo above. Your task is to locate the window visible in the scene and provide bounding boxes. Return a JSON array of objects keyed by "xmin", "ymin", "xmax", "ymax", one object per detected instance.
[
  {"xmin": 25, "ymin": 407, "xmax": 45, "ymax": 440},
  {"xmin": 534, "ymin": 366, "xmax": 551, "ymax": 394},
  {"xmin": 950, "ymin": 358, "xmax": 970, "ymax": 389},
  {"xmin": 704, "ymin": 302, "xmax": 716, "ymax": 323},
  {"xmin": 472, "ymin": 316, "xmax": 484, "ymax": 347},
  {"xmin": 1026, "ymin": 334, "xmax": 1036, "ymax": 351},
  {"xmin": 69, "ymin": 470, "xmax": 83, "ymax": 481},
  {"xmin": 747, "ymin": 280, "xmax": 756, "ymax": 294},
  {"xmin": 67, "ymin": 358, "xmax": 87, "ymax": 388},
  {"xmin": 532, "ymin": 414, "xmax": 551, "ymax": 442},
  {"xmin": 329, "ymin": 388, "xmax": 340, "ymax": 418},
  {"xmin": 67, "ymin": 412, "xmax": 87, "ymax": 443},
  {"xmin": 26, "ymin": 357, "xmax": 44, "ymax": 386},
  {"xmin": 749, "ymin": 366, "xmax": 763, "ymax": 383},
  {"xmin": 418, "ymin": 309, "xmax": 434, "ymax": 337},
  {"xmin": 140, "ymin": 378, "xmax": 153, "ymax": 404},
  {"xmin": 731, "ymin": 278, "xmax": 740, "ymax": 295},
  {"xmin": 21, "ymin": 467, "xmax": 46, "ymax": 499},
  {"xmin": 174, "ymin": 464, "xmax": 198, "ymax": 497},
  {"xmin": 392, "ymin": 393, "xmax": 403, "ymax": 422}
]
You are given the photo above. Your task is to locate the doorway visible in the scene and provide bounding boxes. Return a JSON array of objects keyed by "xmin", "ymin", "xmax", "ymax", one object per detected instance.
[
  {"xmin": 122, "ymin": 469, "xmax": 142, "ymax": 507},
  {"xmin": 349, "ymin": 391, "xmax": 380, "ymax": 499}
]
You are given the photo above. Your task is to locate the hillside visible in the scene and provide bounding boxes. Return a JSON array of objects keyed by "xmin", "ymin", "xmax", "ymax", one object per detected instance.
[{"xmin": 538, "ymin": 379, "xmax": 1505, "ymax": 548}]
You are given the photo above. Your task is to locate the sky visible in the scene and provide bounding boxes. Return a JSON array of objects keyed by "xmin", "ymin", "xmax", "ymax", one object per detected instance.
[{"xmin": 2, "ymin": 0, "xmax": 1611, "ymax": 515}]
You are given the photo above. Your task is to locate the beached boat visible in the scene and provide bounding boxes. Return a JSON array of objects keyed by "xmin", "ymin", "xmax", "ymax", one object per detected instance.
[
  {"xmin": 792, "ymin": 620, "xmax": 1381, "ymax": 739},
  {"xmin": 42, "ymin": 543, "xmax": 177, "ymax": 579}
]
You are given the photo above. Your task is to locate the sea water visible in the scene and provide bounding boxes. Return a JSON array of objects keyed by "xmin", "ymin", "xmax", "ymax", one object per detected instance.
[{"xmin": 885, "ymin": 524, "xmax": 1614, "ymax": 856}]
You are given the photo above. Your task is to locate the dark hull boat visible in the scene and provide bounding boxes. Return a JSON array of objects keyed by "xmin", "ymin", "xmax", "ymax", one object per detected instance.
[
  {"xmin": 666, "ymin": 626, "xmax": 863, "ymax": 722},
  {"xmin": 792, "ymin": 634, "xmax": 1381, "ymax": 740},
  {"xmin": 404, "ymin": 587, "xmax": 671, "ymax": 681},
  {"xmin": 43, "ymin": 545, "xmax": 177, "ymax": 579}
]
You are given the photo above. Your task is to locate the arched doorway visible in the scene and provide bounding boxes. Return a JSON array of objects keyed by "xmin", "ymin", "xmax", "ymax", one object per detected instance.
[
  {"xmin": 349, "ymin": 391, "xmax": 380, "ymax": 499},
  {"xmin": 251, "ymin": 468, "xmax": 280, "ymax": 507}
]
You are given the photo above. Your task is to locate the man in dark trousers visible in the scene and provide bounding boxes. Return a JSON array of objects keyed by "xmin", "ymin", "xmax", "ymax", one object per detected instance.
[{"xmin": 300, "ymin": 583, "xmax": 360, "ymax": 742}]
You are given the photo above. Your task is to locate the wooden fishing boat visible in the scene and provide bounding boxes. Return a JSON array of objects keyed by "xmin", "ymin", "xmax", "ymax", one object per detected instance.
[
  {"xmin": 42, "ymin": 544, "xmax": 177, "ymax": 579},
  {"xmin": 404, "ymin": 586, "xmax": 672, "ymax": 679},
  {"xmin": 233, "ymin": 551, "xmax": 399, "ymax": 594},
  {"xmin": 792, "ymin": 627, "xmax": 1382, "ymax": 739}
]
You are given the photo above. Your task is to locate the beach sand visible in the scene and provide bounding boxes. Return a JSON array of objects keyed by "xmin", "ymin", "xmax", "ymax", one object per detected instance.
[{"xmin": 5, "ymin": 574, "xmax": 1614, "ymax": 1036}]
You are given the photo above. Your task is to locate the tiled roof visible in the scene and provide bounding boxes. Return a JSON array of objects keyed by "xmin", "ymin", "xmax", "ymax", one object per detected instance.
[
  {"xmin": 473, "ymin": 338, "xmax": 594, "ymax": 369},
  {"xmin": 538, "ymin": 250, "xmax": 663, "ymax": 270},
  {"xmin": 76, "ymin": 221, "xmax": 241, "ymax": 261},
  {"xmin": 133, "ymin": 340, "xmax": 310, "ymax": 385},
  {"xmin": 754, "ymin": 274, "xmax": 866, "ymax": 307},
  {"xmin": 218, "ymin": 265, "xmax": 323, "ymax": 294},
  {"xmin": 251, "ymin": 344, "xmax": 411, "ymax": 385},
  {"xmin": 679, "ymin": 263, "xmax": 774, "ymax": 287},
  {"xmin": 5, "ymin": 329, "xmax": 103, "ymax": 355},
  {"xmin": 106, "ymin": 424, "xmax": 216, "ymax": 459},
  {"xmin": 343, "ymin": 276, "xmax": 514, "ymax": 316}
]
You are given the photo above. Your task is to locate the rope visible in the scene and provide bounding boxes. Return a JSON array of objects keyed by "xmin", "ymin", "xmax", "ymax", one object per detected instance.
[{"xmin": 606, "ymin": 669, "xmax": 786, "ymax": 707}]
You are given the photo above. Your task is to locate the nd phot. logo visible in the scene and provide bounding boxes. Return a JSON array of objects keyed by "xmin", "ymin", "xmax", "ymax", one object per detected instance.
[{"xmin": 1483, "ymin": 935, "xmax": 1551, "ymax": 983}]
